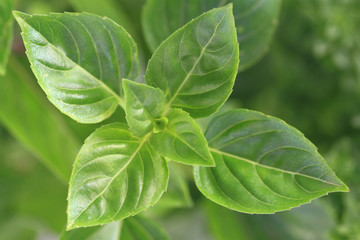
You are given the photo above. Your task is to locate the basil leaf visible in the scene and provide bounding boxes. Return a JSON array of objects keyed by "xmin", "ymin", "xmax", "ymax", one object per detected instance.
[
  {"xmin": 13, "ymin": 11, "xmax": 139, "ymax": 123},
  {"xmin": 67, "ymin": 123, "xmax": 168, "ymax": 229},
  {"xmin": 194, "ymin": 109, "xmax": 348, "ymax": 213},
  {"xmin": 151, "ymin": 108, "xmax": 214, "ymax": 166},
  {"xmin": 123, "ymin": 79, "xmax": 166, "ymax": 137},
  {"xmin": 145, "ymin": 5, "xmax": 239, "ymax": 118},
  {"xmin": 0, "ymin": 57, "xmax": 80, "ymax": 181},
  {"xmin": 61, "ymin": 216, "xmax": 169, "ymax": 240},
  {"xmin": 0, "ymin": 0, "xmax": 13, "ymax": 75},
  {"xmin": 142, "ymin": 0, "xmax": 281, "ymax": 71}
]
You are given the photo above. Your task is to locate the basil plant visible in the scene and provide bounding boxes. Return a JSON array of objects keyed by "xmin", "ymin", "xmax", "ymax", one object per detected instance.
[{"xmin": 12, "ymin": 1, "xmax": 348, "ymax": 237}]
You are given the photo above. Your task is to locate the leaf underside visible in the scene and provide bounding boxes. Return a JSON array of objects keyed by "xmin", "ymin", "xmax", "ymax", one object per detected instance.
[
  {"xmin": 145, "ymin": 4, "xmax": 239, "ymax": 118},
  {"xmin": 67, "ymin": 123, "xmax": 168, "ymax": 229},
  {"xmin": 194, "ymin": 109, "xmax": 348, "ymax": 214},
  {"xmin": 142, "ymin": 0, "xmax": 281, "ymax": 71},
  {"xmin": 13, "ymin": 11, "xmax": 139, "ymax": 123}
]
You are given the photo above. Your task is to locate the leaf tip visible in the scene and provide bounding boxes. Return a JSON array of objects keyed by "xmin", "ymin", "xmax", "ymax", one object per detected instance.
[{"xmin": 12, "ymin": 10, "xmax": 28, "ymax": 23}]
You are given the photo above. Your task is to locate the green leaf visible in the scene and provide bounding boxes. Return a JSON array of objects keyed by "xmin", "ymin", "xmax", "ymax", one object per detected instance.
[
  {"xmin": 68, "ymin": 0, "xmax": 136, "ymax": 37},
  {"xmin": 142, "ymin": 0, "xmax": 281, "ymax": 71},
  {"xmin": 121, "ymin": 215, "xmax": 170, "ymax": 240},
  {"xmin": 61, "ymin": 221, "xmax": 120, "ymax": 240},
  {"xmin": 123, "ymin": 79, "xmax": 166, "ymax": 137},
  {"xmin": 67, "ymin": 123, "xmax": 169, "ymax": 229},
  {"xmin": 151, "ymin": 108, "xmax": 214, "ymax": 166},
  {"xmin": 204, "ymin": 200, "xmax": 250, "ymax": 240},
  {"xmin": 194, "ymin": 109, "xmax": 349, "ymax": 214},
  {"xmin": 61, "ymin": 215, "xmax": 169, "ymax": 240},
  {"xmin": 13, "ymin": 11, "xmax": 139, "ymax": 123},
  {"xmin": 0, "ymin": 0, "xmax": 13, "ymax": 75},
  {"xmin": 154, "ymin": 163, "xmax": 193, "ymax": 210},
  {"xmin": 145, "ymin": 5, "xmax": 239, "ymax": 118},
  {"xmin": 0, "ymin": 56, "xmax": 80, "ymax": 181}
]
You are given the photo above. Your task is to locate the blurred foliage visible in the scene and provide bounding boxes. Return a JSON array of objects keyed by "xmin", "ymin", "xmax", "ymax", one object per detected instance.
[{"xmin": 0, "ymin": 0, "xmax": 359, "ymax": 239}]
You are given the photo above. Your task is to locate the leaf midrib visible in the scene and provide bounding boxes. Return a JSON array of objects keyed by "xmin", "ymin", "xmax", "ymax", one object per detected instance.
[
  {"xmin": 209, "ymin": 148, "xmax": 342, "ymax": 187},
  {"xmin": 18, "ymin": 14, "xmax": 126, "ymax": 109},
  {"xmin": 68, "ymin": 133, "xmax": 151, "ymax": 228},
  {"xmin": 163, "ymin": 10, "xmax": 228, "ymax": 114}
]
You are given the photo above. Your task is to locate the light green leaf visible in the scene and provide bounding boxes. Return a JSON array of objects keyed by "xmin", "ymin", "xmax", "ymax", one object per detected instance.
[
  {"xmin": 61, "ymin": 216, "xmax": 169, "ymax": 240},
  {"xmin": 0, "ymin": 56, "xmax": 80, "ymax": 181},
  {"xmin": 13, "ymin": 11, "xmax": 139, "ymax": 123},
  {"xmin": 142, "ymin": 0, "xmax": 281, "ymax": 71},
  {"xmin": 151, "ymin": 108, "xmax": 214, "ymax": 166},
  {"xmin": 194, "ymin": 109, "xmax": 348, "ymax": 214},
  {"xmin": 145, "ymin": 5, "xmax": 239, "ymax": 118},
  {"xmin": 67, "ymin": 123, "xmax": 168, "ymax": 229},
  {"xmin": 0, "ymin": 0, "xmax": 13, "ymax": 75},
  {"xmin": 123, "ymin": 79, "xmax": 166, "ymax": 137}
]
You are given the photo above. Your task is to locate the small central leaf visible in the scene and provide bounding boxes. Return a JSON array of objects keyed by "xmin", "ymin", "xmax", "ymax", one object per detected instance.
[
  {"xmin": 154, "ymin": 117, "xmax": 168, "ymax": 133},
  {"xmin": 151, "ymin": 108, "xmax": 214, "ymax": 166},
  {"xmin": 123, "ymin": 79, "xmax": 167, "ymax": 137}
]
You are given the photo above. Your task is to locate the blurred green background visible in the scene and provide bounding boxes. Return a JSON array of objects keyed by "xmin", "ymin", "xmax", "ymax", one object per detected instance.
[{"xmin": 1, "ymin": 0, "xmax": 359, "ymax": 239}]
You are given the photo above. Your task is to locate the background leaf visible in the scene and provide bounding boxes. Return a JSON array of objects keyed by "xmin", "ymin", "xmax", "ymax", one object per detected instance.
[
  {"xmin": 0, "ymin": 56, "xmax": 80, "ymax": 181},
  {"xmin": 67, "ymin": 123, "xmax": 168, "ymax": 229},
  {"xmin": 14, "ymin": 11, "xmax": 139, "ymax": 123},
  {"xmin": 0, "ymin": 0, "xmax": 13, "ymax": 75},
  {"xmin": 61, "ymin": 215, "xmax": 169, "ymax": 240},
  {"xmin": 142, "ymin": 0, "xmax": 281, "ymax": 71},
  {"xmin": 194, "ymin": 109, "xmax": 348, "ymax": 214},
  {"xmin": 151, "ymin": 108, "xmax": 214, "ymax": 166},
  {"xmin": 145, "ymin": 5, "xmax": 239, "ymax": 118},
  {"xmin": 123, "ymin": 79, "xmax": 166, "ymax": 137}
]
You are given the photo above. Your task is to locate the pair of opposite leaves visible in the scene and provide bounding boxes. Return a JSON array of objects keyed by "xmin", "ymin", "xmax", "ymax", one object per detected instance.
[{"xmin": 14, "ymin": 4, "xmax": 348, "ymax": 231}]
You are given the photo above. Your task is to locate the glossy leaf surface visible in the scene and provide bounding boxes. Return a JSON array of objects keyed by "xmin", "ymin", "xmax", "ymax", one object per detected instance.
[
  {"xmin": 145, "ymin": 5, "xmax": 239, "ymax": 118},
  {"xmin": 142, "ymin": 0, "xmax": 281, "ymax": 71},
  {"xmin": 194, "ymin": 109, "xmax": 348, "ymax": 213},
  {"xmin": 0, "ymin": 0, "xmax": 13, "ymax": 75},
  {"xmin": 123, "ymin": 79, "xmax": 166, "ymax": 137},
  {"xmin": 62, "ymin": 216, "xmax": 169, "ymax": 240},
  {"xmin": 0, "ymin": 57, "xmax": 80, "ymax": 181},
  {"xmin": 67, "ymin": 123, "xmax": 168, "ymax": 229},
  {"xmin": 14, "ymin": 11, "xmax": 139, "ymax": 123},
  {"xmin": 151, "ymin": 108, "xmax": 214, "ymax": 166}
]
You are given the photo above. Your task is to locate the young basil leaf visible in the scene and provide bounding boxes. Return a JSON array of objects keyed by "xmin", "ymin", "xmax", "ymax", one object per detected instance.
[
  {"xmin": 62, "ymin": 216, "xmax": 169, "ymax": 240},
  {"xmin": 194, "ymin": 109, "xmax": 349, "ymax": 214},
  {"xmin": 13, "ymin": 11, "xmax": 139, "ymax": 123},
  {"xmin": 123, "ymin": 79, "xmax": 166, "ymax": 137},
  {"xmin": 67, "ymin": 123, "xmax": 169, "ymax": 230},
  {"xmin": 142, "ymin": 0, "xmax": 281, "ymax": 71},
  {"xmin": 0, "ymin": 0, "xmax": 13, "ymax": 75},
  {"xmin": 151, "ymin": 108, "xmax": 214, "ymax": 166},
  {"xmin": 145, "ymin": 5, "xmax": 239, "ymax": 118}
]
